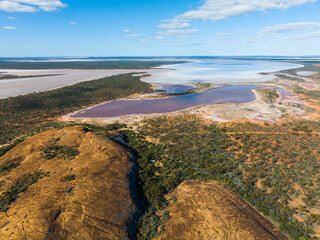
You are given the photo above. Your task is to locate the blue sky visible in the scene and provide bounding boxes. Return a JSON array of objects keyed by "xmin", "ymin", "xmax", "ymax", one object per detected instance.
[{"xmin": 0, "ymin": 0, "xmax": 320, "ymax": 56}]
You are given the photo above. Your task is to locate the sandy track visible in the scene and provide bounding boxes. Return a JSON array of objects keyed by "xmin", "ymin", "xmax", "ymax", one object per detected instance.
[{"xmin": 0, "ymin": 68, "xmax": 162, "ymax": 99}]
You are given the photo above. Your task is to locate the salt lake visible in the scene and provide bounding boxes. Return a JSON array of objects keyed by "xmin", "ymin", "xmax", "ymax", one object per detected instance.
[
  {"xmin": 73, "ymin": 59, "xmax": 301, "ymax": 118},
  {"xmin": 145, "ymin": 59, "xmax": 301, "ymax": 84}
]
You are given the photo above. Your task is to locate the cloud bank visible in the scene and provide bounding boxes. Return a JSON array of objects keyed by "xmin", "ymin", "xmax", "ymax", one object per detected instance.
[
  {"xmin": 177, "ymin": 0, "xmax": 317, "ymax": 22},
  {"xmin": 0, "ymin": 0, "xmax": 66, "ymax": 12},
  {"xmin": 3, "ymin": 25, "xmax": 16, "ymax": 29},
  {"xmin": 260, "ymin": 22, "xmax": 320, "ymax": 34}
]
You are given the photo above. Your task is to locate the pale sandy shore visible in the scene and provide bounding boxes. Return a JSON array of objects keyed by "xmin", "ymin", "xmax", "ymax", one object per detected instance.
[{"xmin": 0, "ymin": 68, "xmax": 163, "ymax": 99}]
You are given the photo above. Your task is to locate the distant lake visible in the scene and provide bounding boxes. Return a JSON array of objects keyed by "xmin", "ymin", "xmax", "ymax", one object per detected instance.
[
  {"xmin": 297, "ymin": 71, "xmax": 316, "ymax": 76},
  {"xmin": 145, "ymin": 59, "xmax": 301, "ymax": 84},
  {"xmin": 73, "ymin": 84, "xmax": 263, "ymax": 118}
]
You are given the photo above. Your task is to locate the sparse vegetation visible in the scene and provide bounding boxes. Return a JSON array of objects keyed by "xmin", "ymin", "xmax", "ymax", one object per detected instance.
[
  {"xmin": 0, "ymin": 139, "xmax": 25, "ymax": 158},
  {"xmin": 0, "ymin": 171, "xmax": 49, "ymax": 212},
  {"xmin": 105, "ymin": 123, "xmax": 128, "ymax": 131},
  {"xmin": 257, "ymin": 88, "xmax": 279, "ymax": 104},
  {"xmin": 0, "ymin": 163, "xmax": 19, "ymax": 175},
  {"xmin": 294, "ymin": 86, "xmax": 320, "ymax": 100},
  {"xmin": 117, "ymin": 116, "xmax": 320, "ymax": 239},
  {"xmin": 42, "ymin": 144, "xmax": 79, "ymax": 160}
]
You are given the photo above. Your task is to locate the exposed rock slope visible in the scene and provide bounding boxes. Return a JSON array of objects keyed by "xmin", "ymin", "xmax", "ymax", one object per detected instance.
[
  {"xmin": 157, "ymin": 180, "xmax": 289, "ymax": 240},
  {"xmin": 0, "ymin": 126, "xmax": 136, "ymax": 240}
]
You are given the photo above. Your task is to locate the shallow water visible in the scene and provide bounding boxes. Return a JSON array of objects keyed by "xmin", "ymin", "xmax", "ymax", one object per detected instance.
[
  {"xmin": 73, "ymin": 84, "xmax": 263, "ymax": 118},
  {"xmin": 145, "ymin": 59, "xmax": 301, "ymax": 84},
  {"xmin": 297, "ymin": 71, "xmax": 316, "ymax": 76}
]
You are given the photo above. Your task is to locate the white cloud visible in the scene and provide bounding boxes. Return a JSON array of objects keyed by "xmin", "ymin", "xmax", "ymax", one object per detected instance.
[
  {"xmin": 7, "ymin": 16, "xmax": 15, "ymax": 19},
  {"xmin": 0, "ymin": 0, "xmax": 66, "ymax": 12},
  {"xmin": 177, "ymin": 35, "xmax": 194, "ymax": 39},
  {"xmin": 3, "ymin": 25, "xmax": 15, "ymax": 29},
  {"xmin": 125, "ymin": 33, "xmax": 140, "ymax": 37},
  {"xmin": 123, "ymin": 29, "xmax": 130, "ymax": 33},
  {"xmin": 244, "ymin": 38, "xmax": 258, "ymax": 43},
  {"xmin": 158, "ymin": 29, "xmax": 198, "ymax": 36},
  {"xmin": 287, "ymin": 30, "xmax": 320, "ymax": 40},
  {"xmin": 157, "ymin": 22, "xmax": 191, "ymax": 29},
  {"xmin": 166, "ymin": 0, "xmax": 316, "ymax": 22},
  {"xmin": 214, "ymin": 29, "xmax": 250, "ymax": 36},
  {"xmin": 259, "ymin": 22, "xmax": 320, "ymax": 35},
  {"xmin": 69, "ymin": 22, "xmax": 77, "ymax": 25}
]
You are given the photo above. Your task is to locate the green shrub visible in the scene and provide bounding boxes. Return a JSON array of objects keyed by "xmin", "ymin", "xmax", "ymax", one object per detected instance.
[
  {"xmin": 62, "ymin": 175, "xmax": 75, "ymax": 182},
  {"xmin": 137, "ymin": 207, "xmax": 163, "ymax": 240},
  {"xmin": 162, "ymin": 211, "xmax": 171, "ymax": 220}
]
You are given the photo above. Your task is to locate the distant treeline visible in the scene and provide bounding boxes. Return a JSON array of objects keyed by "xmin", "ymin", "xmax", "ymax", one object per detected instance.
[
  {"xmin": 0, "ymin": 61, "xmax": 184, "ymax": 69},
  {"xmin": 0, "ymin": 74, "xmax": 151, "ymax": 144},
  {"xmin": 281, "ymin": 63, "xmax": 320, "ymax": 75},
  {"xmin": 0, "ymin": 74, "xmax": 60, "ymax": 80}
]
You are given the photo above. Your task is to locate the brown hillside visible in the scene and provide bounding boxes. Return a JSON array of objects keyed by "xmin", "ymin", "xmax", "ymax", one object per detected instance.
[
  {"xmin": 157, "ymin": 180, "xmax": 289, "ymax": 240},
  {"xmin": 0, "ymin": 126, "xmax": 137, "ymax": 240}
]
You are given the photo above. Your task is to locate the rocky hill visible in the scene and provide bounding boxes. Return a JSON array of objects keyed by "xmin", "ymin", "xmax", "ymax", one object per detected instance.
[
  {"xmin": 157, "ymin": 180, "xmax": 289, "ymax": 240},
  {"xmin": 0, "ymin": 126, "xmax": 138, "ymax": 240}
]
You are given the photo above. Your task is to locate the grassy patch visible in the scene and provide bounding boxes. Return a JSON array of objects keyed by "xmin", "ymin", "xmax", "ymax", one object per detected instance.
[
  {"xmin": 42, "ymin": 144, "xmax": 79, "ymax": 160},
  {"xmin": 256, "ymin": 88, "xmax": 279, "ymax": 104},
  {"xmin": 0, "ymin": 163, "xmax": 19, "ymax": 175},
  {"xmin": 0, "ymin": 171, "xmax": 49, "ymax": 212}
]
